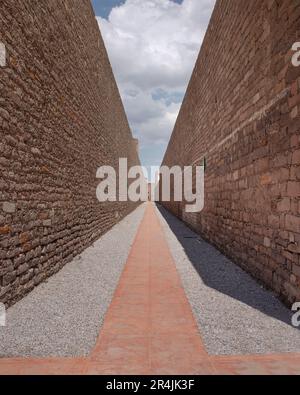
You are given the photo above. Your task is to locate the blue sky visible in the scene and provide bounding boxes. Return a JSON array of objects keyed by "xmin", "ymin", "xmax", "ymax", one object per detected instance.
[
  {"xmin": 92, "ymin": 0, "xmax": 183, "ymax": 19},
  {"xmin": 91, "ymin": 0, "xmax": 215, "ymax": 179},
  {"xmin": 92, "ymin": 0, "xmax": 124, "ymax": 19}
]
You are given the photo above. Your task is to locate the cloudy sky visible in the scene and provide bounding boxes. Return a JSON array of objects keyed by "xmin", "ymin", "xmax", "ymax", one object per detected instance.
[{"xmin": 92, "ymin": 0, "xmax": 216, "ymax": 178}]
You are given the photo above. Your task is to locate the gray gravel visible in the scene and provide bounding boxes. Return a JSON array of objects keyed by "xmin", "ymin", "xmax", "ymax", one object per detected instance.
[
  {"xmin": 0, "ymin": 204, "xmax": 146, "ymax": 358},
  {"xmin": 156, "ymin": 204, "xmax": 300, "ymax": 356}
]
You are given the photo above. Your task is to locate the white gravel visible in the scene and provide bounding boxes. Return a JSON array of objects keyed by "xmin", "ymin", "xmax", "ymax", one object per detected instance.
[
  {"xmin": 156, "ymin": 204, "xmax": 300, "ymax": 356},
  {"xmin": 0, "ymin": 204, "xmax": 146, "ymax": 358}
]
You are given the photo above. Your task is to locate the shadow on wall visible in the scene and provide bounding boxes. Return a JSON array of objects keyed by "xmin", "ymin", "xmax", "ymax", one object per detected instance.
[{"xmin": 156, "ymin": 204, "xmax": 299, "ymax": 329}]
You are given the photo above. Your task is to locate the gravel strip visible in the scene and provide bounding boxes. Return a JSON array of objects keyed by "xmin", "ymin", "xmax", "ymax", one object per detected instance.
[
  {"xmin": 156, "ymin": 204, "xmax": 300, "ymax": 356},
  {"xmin": 0, "ymin": 204, "xmax": 146, "ymax": 358}
]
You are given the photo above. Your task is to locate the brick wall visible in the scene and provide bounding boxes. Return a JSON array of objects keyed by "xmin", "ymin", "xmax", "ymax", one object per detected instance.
[
  {"xmin": 161, "ymin": 0, "xmax": 300, "ymax": 305},
  {"xmin": 0, "ymin": 0, "xmax": 141, "ymax": 306}
]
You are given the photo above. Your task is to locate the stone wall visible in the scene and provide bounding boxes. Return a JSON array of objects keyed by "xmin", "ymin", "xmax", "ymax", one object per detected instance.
[
  {"xmin": 161, "ymin": 0, "xmax": 300, "ymax": 305},
  {"xmin": 0, "ymin": 0, "xmax": 141, "ymax": 306}
]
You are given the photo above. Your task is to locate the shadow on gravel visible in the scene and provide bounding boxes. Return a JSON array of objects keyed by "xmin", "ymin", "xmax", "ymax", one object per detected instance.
[{"xmin": 156, "ymin": 203, "xmax": 298, "ymax": 328}]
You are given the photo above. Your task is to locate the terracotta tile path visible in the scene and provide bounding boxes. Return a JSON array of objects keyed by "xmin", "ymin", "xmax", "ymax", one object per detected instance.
[{"xmin": 0, "ymin": 203, "xmax": 299, "ymax": 375}]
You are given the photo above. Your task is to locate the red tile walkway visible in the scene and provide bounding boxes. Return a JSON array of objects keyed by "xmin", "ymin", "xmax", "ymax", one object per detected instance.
[{"xmin": 0, "ymin": 202, "xmax": 299, "ymax": 375}]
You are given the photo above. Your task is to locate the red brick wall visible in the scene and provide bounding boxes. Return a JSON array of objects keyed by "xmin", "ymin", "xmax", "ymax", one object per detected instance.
[
  {"xmin": 161, "ymin": 0, "xmax": 300, "ymax": 305},
  {"xmin": 0, "ymin": 0, "xmax": 141, "ymax": 306}
]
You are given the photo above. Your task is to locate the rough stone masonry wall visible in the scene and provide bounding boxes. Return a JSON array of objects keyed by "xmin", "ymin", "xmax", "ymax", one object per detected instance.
[
  {"xmin": 161, "ymin": 0, "xmax": 300, "ymax": 305},
  {"xmin": 0, "ymin": 0, "xmax": 141, "ymax": 306}
]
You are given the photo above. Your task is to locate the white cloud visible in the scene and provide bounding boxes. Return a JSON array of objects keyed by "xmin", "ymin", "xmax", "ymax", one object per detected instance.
[{"xmin": 97, "ymin": 0, "xmax": 216, "ymax": 166}]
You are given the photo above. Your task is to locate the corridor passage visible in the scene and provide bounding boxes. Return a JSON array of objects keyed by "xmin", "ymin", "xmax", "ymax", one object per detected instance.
[{"xmin": 0, "ymin": 203, "xmax": 300, "ymax": 375}]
